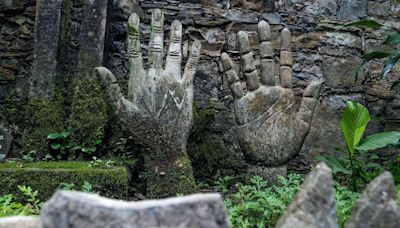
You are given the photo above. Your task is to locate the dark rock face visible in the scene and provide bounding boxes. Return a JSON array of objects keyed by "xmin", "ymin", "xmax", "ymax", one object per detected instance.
[
  {"xmin": 0, "ymin": 121, "xmax": 13, "ymax": 159},
  {"xmin": 337, "ymin": 0, "xmax": 367, "ymax": 20},
  {"xmin": 347, "ymin": 172, "xmax": 400, "ymax": 228},
  {"xmin": 276, "ymin": 162, "xmax": 338, "ymax": 228},
  {"xmin": 41, "ymin": 191, "xmax": 230, "ymax": 228},
  {"xmin": 30, "ymin": 0, "xmax": 63, "ymax": 99}
]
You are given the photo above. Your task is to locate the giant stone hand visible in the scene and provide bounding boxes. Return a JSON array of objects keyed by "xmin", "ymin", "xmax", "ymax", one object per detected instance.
[
  {"xmin": 95, "ymin": 9, "xmax": 201, "ymax": 198},
  {"xmin": 221, "ymin": 21, "xmax": 322, "ymax": 171}
]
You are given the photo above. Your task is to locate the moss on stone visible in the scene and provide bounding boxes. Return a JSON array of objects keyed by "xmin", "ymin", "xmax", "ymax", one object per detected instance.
[
  {"xmin": 0, "ymin": 161, "xmax": 129, "ymax": 201},
  {"xmin": 21, "ymin": 96, "xmax": 65, "ymax": 158},
  {"xmin": 145, "ymin": 153, "xmax": 196, "ymax": 199},
  {"xmin": 68, "ymin": 53, "xmax": 109, "ymax": 151},
  {"xmin": 188, "ymin": 134, "xmax": 242, "ymax": 180}
]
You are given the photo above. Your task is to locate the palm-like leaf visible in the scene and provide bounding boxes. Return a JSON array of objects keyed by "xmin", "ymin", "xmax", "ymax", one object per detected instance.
[
  {"xmin": 381, "ymin": 53, "xmax": 400, "ymax": 78},
  {"xmin": 384, "ymin": 34, "xmax": 400, "ymax": 45},
  {"xmin": 340, "ymin": 101, "xmax": 370, "ymax": 156},
  {"xmin": 357, "ymin": 131, "xmax": 400, "ymax": 151},
  {"xmin": 344, "ymin": 19, "xmax": 384, "ymax": 29}
]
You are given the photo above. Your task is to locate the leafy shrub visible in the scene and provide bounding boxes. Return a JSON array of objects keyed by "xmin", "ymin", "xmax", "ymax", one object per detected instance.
[
  {"xmin": 335, "ymin": 183, "xmax": 360, "ymax": 227},
  {"xmin": 223, "ymin": 174, "xmax": 303, "ymax": 228}
]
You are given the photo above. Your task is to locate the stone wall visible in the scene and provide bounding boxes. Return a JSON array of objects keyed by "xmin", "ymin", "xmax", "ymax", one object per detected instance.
[
  {"xmin": 0, "ymin": 0, "xmax": 399, "ymax": 173},
  {"xmin": 106, "ymin": 0, "xmax": 400, "ymax": 174}
]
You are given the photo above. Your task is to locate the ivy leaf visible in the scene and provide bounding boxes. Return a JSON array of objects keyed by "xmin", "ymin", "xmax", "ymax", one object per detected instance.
[
  {"xmin": 383, "ymin": 34, "xmax": 400, "ymax": 45},
  {"xmin": 344, "ymin": 19, "xmax": 384, "ymax": 29}
]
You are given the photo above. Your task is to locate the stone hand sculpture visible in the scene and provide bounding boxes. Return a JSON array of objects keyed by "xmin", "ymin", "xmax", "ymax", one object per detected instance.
[
  {"xmin": 221, "ymin": 21, "xmax": 322, "ymax": 176},
  {"xmin": 96, "ymin": 9, "xmax": 201, "ymax": 198}
]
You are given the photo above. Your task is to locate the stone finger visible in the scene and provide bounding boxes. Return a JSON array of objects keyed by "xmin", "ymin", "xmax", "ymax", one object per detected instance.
[
  {"xmin": 182, "ymin": 40, "xmax": 201, "ymax": 86},
  {"xmin": 238, "ymin": 31, "xmax": 260, "ymax": 91},
  {"xmin": 258, "ymin": 20, "xmax": 275, "ymax": 86},
  {"xmin": 297, "ymin": 80, "xmax": 323, "ymax": 124},
  {"xmin": 279, "ymin": 28, "xmax": 292, "ymax": 88},
  {"xmin": 148, "ymin": 9, "xmax": 164, "ymax": 69},
  {"xmin": 95, "ymin": 67, "xmax": 137, "ymax": 115},
  {"xmin": 127, "ymin": 13, "xmax": 145, "ymax": 100},
  {"xmin": 221, "ymin": 53, "xmax": 243, "ymax": 98},
  {"xmin": 166, "ymin": 20, "xmax": 183, "ymax": 80}
]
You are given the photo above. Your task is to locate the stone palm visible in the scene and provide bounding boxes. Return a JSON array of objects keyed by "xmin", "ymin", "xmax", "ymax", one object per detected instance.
[
  {"xmin": 221, "ymin": 21, "xmax": 322, "ymax": 169},
  {"xmin": 96, "ymin": 9, "xmax": 201, "ymax": 198}
]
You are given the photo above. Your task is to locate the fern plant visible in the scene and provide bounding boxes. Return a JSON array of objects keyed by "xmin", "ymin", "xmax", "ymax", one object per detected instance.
[{"xmin": 223, "ymin": 174, "xmax": 303, "ymax": 228}]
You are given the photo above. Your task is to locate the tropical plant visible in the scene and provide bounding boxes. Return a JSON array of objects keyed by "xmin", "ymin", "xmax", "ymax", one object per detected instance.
[
  {"xmin": 319, "ymin": 101, "xmax": 400, "ymax": 191},
  {"xmin": 344, "ymin": 19, "xmax": 400, "ymax": 80}
]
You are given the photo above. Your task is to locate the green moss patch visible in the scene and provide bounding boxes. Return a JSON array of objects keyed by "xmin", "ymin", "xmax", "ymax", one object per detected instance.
[
  {"xmin": 68, "ymin": 74, "xmax": 108, "ymax": 149},
  {"xmin": 21, "ymin": 97, "xmax": 65, "ymax": 158},
  {"xmin": 0, "ymin": 161, "xmax": 129, "ymax": 201}
]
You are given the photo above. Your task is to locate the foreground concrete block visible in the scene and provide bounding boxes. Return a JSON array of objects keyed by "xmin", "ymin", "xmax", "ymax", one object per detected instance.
[
  {"xmin": 276, "ymin": 162, "xmax": 338, "ymax": 228},
  {"xmin": 0, "ymin": 216, "xmax": 41, "ymax": 228},
  {"xmin": 346, "ymin": 172, "xmax": 400, "ymax": 228},
  {"xmin": 41, "ymin": 191, "xmax": 230, "ymax": 228}
]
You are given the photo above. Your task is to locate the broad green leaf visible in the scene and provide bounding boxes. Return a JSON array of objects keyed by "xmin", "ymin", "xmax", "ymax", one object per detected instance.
[
  {"xmin": 363, "ymin": 50, "xmax": 397, "ymax": 62},
  {"xmin": 381, "ymin": 53, "xmax": 400, "ymax": 78},
  {"xmin": 344, "ymin": 19, "xmax": 383, "ymax": 29},
  {"xmin": 316, "ymin": 156, "xmax": 351, "ymax": 175},
  {"xmin": 340, "ymin": 101, "xmax": 370, "ymax": 156},
  {"xmin": 47, "ymin": 133, "xmax": 60, "ymax": 140},
  {"xmin": 356, "ymin": 131, "xmax": 400, "ymax": 151},
  {"xmin": 61, "ymin": 131, "xmax": 71, "ymax": 139},
  {"xmin": 82, "ymin": 147, "xmax": 97, "ymax": 154},
  {"xmin": 50, "ymin": 142, "xmax": 61, "ymax": 150},
  {"xmin": 383, "ymin": 34, "xmax": 400, "ymax": 45}
]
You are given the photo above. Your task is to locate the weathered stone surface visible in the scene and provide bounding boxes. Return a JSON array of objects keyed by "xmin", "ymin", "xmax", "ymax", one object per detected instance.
[
  {"xmin": 0, "ymin": 216, "xmax": 41, "ymax": 228},
  {"xmin": 77, "ymin": 0, "xmax": 108, "ymax": 69},
  {"xmin": 368, "ymin": 1, "xmax": 391, "ymax": 17},
  {"xmin": 346, "ymin": 172, "xmax": 400, "ymax": 228},
  {"xmin": 276, "ymin": 162, "xmax": 338, "ymax": 228},
  {"xmin": 323, "ymin": 57, "xmax": 360, "ymax": 88},
  {"xmin": 30, "ymin": 0, "xmax": 63, "ymax": 99},
  {"xmin": 41, "ymin": 191, "xmax": 230, "ymax": 228},
  {"xmin": 221, "ymin": 22, "xmax": 322, "ymax": 168},
  {"xmin": 96, "ymin": 10, "xmax": 201, "ymax": 198},
  {"xmin": 247, "ymin": 164, "xmax": 287, "ymax": 185},
  {"xmin": 337, "ymin": 0, "xmax": 367, "ymax": 20}
]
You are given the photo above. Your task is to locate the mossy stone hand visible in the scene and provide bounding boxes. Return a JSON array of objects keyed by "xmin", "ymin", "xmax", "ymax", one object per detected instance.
[
  {"xmin": 221, "ymin": 21, "xmax": 322, "ymax": 167},
  {"xmin": 96, "ymin": 9, "xmax": 201, "ymax": 198}
]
